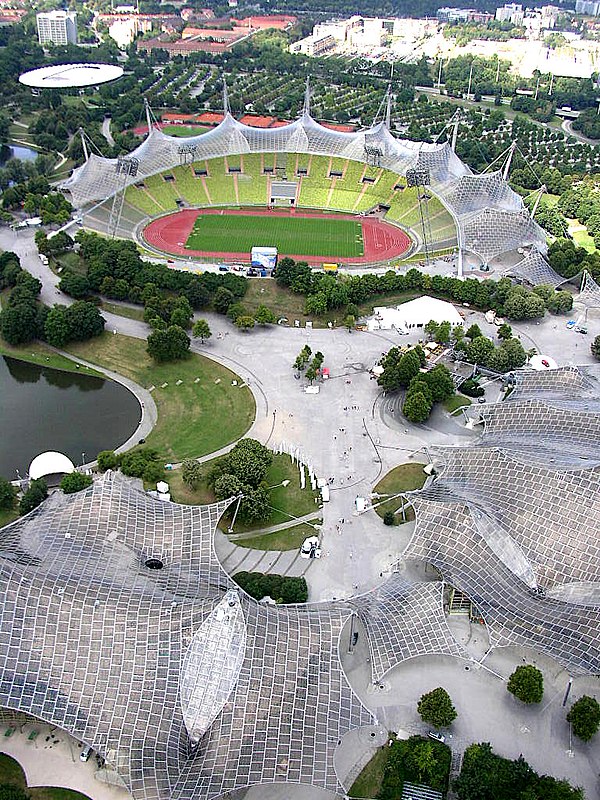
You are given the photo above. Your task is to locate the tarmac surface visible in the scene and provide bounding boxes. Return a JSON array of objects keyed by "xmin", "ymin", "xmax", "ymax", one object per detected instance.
[{"xmin": 2, "ymin": 226, "xmax": 599, "ymax": 799}]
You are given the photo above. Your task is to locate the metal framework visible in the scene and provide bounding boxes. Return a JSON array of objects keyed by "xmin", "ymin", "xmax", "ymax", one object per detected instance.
[
  {"xmin": 61, "ymin": 101, "xmax": 547, "ymax": 266},
  {"xmin": 406, "ymin": 167, "xmax": 433, "ymax": 265},
  {"xmin": 108, "ymin": 156, "xmax": 140, "ymax": 238}
]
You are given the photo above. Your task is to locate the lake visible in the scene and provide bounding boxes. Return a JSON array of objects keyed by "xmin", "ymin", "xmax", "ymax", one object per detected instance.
[
  {"xmin": 0, "ymin": 356, "xmax": 141, "ymax": 478},
  {"xmin": 0, "ymin": 144, "xmax": 39, "ymax": 165}
]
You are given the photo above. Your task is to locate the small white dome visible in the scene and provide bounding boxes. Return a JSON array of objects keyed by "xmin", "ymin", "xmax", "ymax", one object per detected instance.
[
  {"xmin": 529, "ymin": 354, "xmax": 558, "ymax": 371},
  {"xmin": 29, "ymin": 451, "xmax": 76, "ymax": 481}
]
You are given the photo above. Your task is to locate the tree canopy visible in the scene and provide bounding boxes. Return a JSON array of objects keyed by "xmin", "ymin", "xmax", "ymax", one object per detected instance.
[
  {"xmin": 507, "ymin": 664, "xmax": 544, "ymax": 704},
  {"xmin": 417, "ymin": 687, "xmax": 457, "ymax": 728}
]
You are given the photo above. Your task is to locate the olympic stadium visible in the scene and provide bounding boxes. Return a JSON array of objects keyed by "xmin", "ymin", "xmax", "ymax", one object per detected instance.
[{"xmin": 60, "ymin": 86, "xmax": 548, "ymax": 273}]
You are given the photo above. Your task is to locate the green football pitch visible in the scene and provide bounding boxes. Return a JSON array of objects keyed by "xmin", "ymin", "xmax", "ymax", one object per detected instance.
[{"xmin": 185, "ymin": 212, "xmax": 364, "ymax": 257}]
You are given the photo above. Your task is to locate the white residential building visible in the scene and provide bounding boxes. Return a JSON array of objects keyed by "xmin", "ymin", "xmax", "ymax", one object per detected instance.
[{"xmin": 36, "ymin": 9, "xmax": 78, "ymax": 45}]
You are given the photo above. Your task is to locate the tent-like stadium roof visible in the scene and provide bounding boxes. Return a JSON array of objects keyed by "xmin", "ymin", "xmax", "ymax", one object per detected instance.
[
  {"xmin": 60, "ymin": 107, "xmax": 546, "ymax": 265},
  {"xmin": 19, "ymin": 63, "xmax": 123, "ymax": 89}
]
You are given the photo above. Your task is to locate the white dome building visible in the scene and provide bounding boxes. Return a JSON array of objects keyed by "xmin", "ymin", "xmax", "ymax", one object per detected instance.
[{"xmin": 29, "ymin": 451, "xmax": 76, "ymax": 482}]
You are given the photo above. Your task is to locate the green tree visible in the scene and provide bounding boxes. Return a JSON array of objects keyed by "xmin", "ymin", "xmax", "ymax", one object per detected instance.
[
  {"xmin": 466, "ymin": 323, "xmax": 482, "ymax": 340},
  {"xmin": 236, "ymin": 315, "xmax": 255, "ymax": 332},
  {"xmin": 424, "ymin": 364, "xmax": 455, "ymax": 402},
  {"xmin": 465, "ymin": 336, "xmax": 495, "ymax": 366},
  {"xmin": 436, "ymin": 321, "xmax": 452, "ymax": 344},
  {"xmin": 566, "ymin": 695, "xmax": 600, "ymax": 742},
  {"xmin": 192, "ymin": 318, "xmax": 212, "ymax": 343},
  {"xmin": 343, "ymin": 314, "xmax": 356, "ymax": 331},
  {"xmin": 233, "ymin": 571, "xmax": 308, "ymax": 603},
  {"xmin": 254, "ymin": 305, "xmax": 276, "ymax": 325},
  {"xmin": 424, "ymin": 319, "xmax": 439, "ymax": 338},
  {"xmin": 19, "ymin": 478, "xmax": 48, "ymax": 515},
  {"xmin": 497, "ymin": 323, "xmax": 512, "ymax": 340},
  {"xmin": 591, "ymin": 335, "xmax": 600, "ymax": 360},
  {"xmin": 305, "ymin": 363, "xmax": 318, "ymax": 384},
  {"xmin": 0, "ymin": 302, "xmax": 38, "ymax": 345},
  {"xmin": 213, "ymin": 286, "xmax": 234, "ymax": 314},
  {"xmin": 0, "ymin": 476, "xmax": 17, "ymax": 510},
  {"xmin": 60, "ymin": 472, "xmax": 93, "ymax": 494},
  {"xmin": 507, "ymin": 664, "xmax": 544, "ymax": 704},
  {"xmin": 97, "ymin": 450, "xmax": 118, "ymax": 472},
  {"xmin": 182, "ymin": 459, "xmax": 203, "ymax": 489},
  {"xmin": 0, "ymin": 785, "xmax": 31, "ymax": 800},
  {"xmin": 417, "ymin": 687, "xmax": 457, "ymax": 728},
  {"xmin": 44, "ymin": 305, "xmax": 71, "ymax": 347},
  {"xmin": 147, "ymin": 325, "xmax": 190, "ymax": 363},
  {"xmin": 383, "ymin": 510, "xmax": 395, "ymax": 525},
  {"xmin": 547, "ymin": 291, "xmax": 573, "ymax": 315},
  {"xmin": 304, "ymin": 292, "xmax": 328, "ymax": 315}
]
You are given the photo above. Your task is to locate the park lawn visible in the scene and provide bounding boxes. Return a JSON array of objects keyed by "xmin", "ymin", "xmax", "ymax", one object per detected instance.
[
  {"xmin": 185, "ymin": 212, "xmax": 364, "ymax": 258},
  {"xmin": 568, "ymin": 218, "xmax": 596, "ymax": 252},
  {"xmin": 100, "ymin": 300, "xmax": 145, "ymax": 322},
  {"xmin": 162, "ymin": 125, "xmax": 211, "ymax": 136},
  {"xmin": 63, "ymin": 333, "xmax": 255, "ymax": 461},
  {"xmin": 349, "ymin": 745, "xmax": 390, "ymax": 798},
  {"xmin": 0, "ymin": 507, "xmax": 19, "ymax": 529},
  {"xmin": 165, "ymin": 467, "xmax": 214, "ymax": 506},
  {"xmin": 0, "ymin": 753, "xmax": 92, "ymax": 800},
  {"xmin": 236, "ymin": 521, "xmax": 320, "ymax": 551},
  {"xmin": 156, "ymin": 453, "xmax": 319, "ymax": 536},
  {"xmin": 243, "ymin": 279, "xmax": 309, "ymax": 321},
  {"xmin": 373, "ymin": 462, "xmax": 427, "ymax": 525},
  {"xmin": 443, "ymin": 393, "xmax": 472, "ymax": 413},
  {"xmin": 227, "ymin": 452, "xmax": 320, "ymax": 533},
  {"xmin": 0, "ymin": 337, "xmax": 102, "ymax": 377}
]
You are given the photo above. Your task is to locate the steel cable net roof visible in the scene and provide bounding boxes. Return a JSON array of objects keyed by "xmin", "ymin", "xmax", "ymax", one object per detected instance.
[
  {"xmin": 0, "ymin": 472, "xmax": 374, "ymax": 800},
  {"xmin": 352, "ymin": 573, "xmax": 469, "ymax": 682},
  {"xmin": 404, "ymin": 415, "xmax": 600, "ymax": 674},
  {"xmin": 501, "ymin": 247, "xmax": 567, "ymax": 287},
  {"xmin": 508, "ymin": 364, "xmax": 600, "ymax": 411},
  {"xmin": 576, "ymin": 270, "xmax": 600, "ymax": 308},
  {"xmin": 467, "ymin": 398, "xmax": 600, "ymax": 467},
  {"xmin": 60, "ymin": 112, "xmax": 545, "ymax": 263},
  {"xmin": 405, "ymin": 492, "xmax": 600, "ymax": 674}
]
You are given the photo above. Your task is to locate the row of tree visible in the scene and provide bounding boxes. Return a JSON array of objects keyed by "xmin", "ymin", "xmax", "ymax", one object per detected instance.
[
  {"xmin": 0, "ymin": 252, "xmax": 105, "ymax": 348},
  {"xmin": 275, "ymin": 258, "xmax": 572, "ymax": 322}
]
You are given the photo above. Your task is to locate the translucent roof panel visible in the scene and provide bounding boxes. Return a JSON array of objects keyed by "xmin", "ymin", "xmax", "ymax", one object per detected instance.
[{"xmin": 180, "ymin": 590, "xmax": 247, "ymax": 744}]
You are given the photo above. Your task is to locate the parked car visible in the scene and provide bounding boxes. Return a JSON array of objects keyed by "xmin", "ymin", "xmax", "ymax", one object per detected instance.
[
  {"xmin": 80, "ymin": 745, "xmax": 93, "ymax": 762},
  {"xmin": 300, "ymin": 536, "xmax": 320, "ymax": 559},
  {"xmin": 576, "ymin": 326, "xmax": 588, "ymax": 335},
  {"xmin": 566, "ymin": 320, "xmax": 576, "ymax": 330},
  {"xmin": 428, "ymin": 731, "xmax": 446, "ymax": 743}
]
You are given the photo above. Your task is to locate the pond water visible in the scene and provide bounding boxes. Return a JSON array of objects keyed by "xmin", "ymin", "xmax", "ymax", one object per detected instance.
[
  {"xmin": 0, "ymin": 144, "xmax": 39, "ymax": 165},
  {"xmin": 0, "ymin": 356, "xmax": 141, "ymax": 478}
]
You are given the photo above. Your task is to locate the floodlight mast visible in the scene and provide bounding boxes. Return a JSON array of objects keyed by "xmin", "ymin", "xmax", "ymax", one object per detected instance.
[
  {"xmin": 108, "ymin": 156, "xmax": 140, "ymax": 238},
  {"xmin": 406, "ymin": 167, "xmax": 433, "ymax": 267}
]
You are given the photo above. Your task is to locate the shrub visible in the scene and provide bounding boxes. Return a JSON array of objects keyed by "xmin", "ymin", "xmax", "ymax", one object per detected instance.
[
  {"xmin": 60, "ymin": 472, "xmax": 93, "ymax": 494},
  {"xmin": 567, "ymin": 695, "xmax": 600, "ymax": 742},
  {"xmin": 417, "ymin": 687, "xmax": 457, "ymax": 728},
  {"xmin": 507, "ymin": 664, "xmax": 544, "ymax": 704},
  {"xmin": 383, "ymin": 510, "xmax": 395, "ymax": 526},
  {"xmin": 233, "ymin": 571, "xmax": 308, "ymax": 603}
]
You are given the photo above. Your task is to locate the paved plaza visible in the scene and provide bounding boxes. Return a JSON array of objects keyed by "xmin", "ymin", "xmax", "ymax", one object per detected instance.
[{"xmin": 1, "ymin": 227, "xmax": 600, "ymax": 799}]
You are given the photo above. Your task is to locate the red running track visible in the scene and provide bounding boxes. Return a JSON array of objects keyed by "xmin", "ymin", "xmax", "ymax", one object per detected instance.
[{"xmin": 141, "ymin": 208, "xmax": 412, "ymax": 265}]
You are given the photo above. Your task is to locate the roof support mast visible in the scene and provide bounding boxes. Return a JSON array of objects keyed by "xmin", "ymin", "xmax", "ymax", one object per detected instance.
[
  {"xmin": 503, "ymin": 141, "xmax": 517, "ymax": 181},
  {"xmin": 79, "ymin": 127, "xmax": 89, "ymax": 162},
  {"xmin": 303, "ymin": 76, "xmax": 311, "ymax": 117}
]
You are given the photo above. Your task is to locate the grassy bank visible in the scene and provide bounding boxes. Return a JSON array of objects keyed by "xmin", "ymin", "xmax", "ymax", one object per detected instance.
[
  {"xmin": 164, "ymin": 453, "xmax": 319, "ymax": 538},
  {"xmin": 64, "ymin": 333, "xmax": 255, "ymax": 461},
  {"xmin": 443, "ymin": 393, "xmax": 472, "ymax": 413},
  {"xmin": 373, "ymin": 462, "xmax": 427, "ymax": 525},
  {"xmin": 0, "ymin": 338, "xmax": 102, "ymax": 377},
  {"xmin": 236, "ymin": 521, "xmax": 320, "ymax": 551},
  {"xmin": 0, "ymin": 507, "xmax": 18, "ymax": 529}
]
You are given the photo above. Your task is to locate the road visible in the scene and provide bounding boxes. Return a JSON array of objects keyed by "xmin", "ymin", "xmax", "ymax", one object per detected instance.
[{"xmin": 101, "ymin": 117, "xmax": 115, "ymax": 147}]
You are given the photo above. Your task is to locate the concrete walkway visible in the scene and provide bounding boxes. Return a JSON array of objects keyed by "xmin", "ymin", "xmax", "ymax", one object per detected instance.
[{"xmin": 0, "ymin": 719, "xmax": 128, "ymax": 800}]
